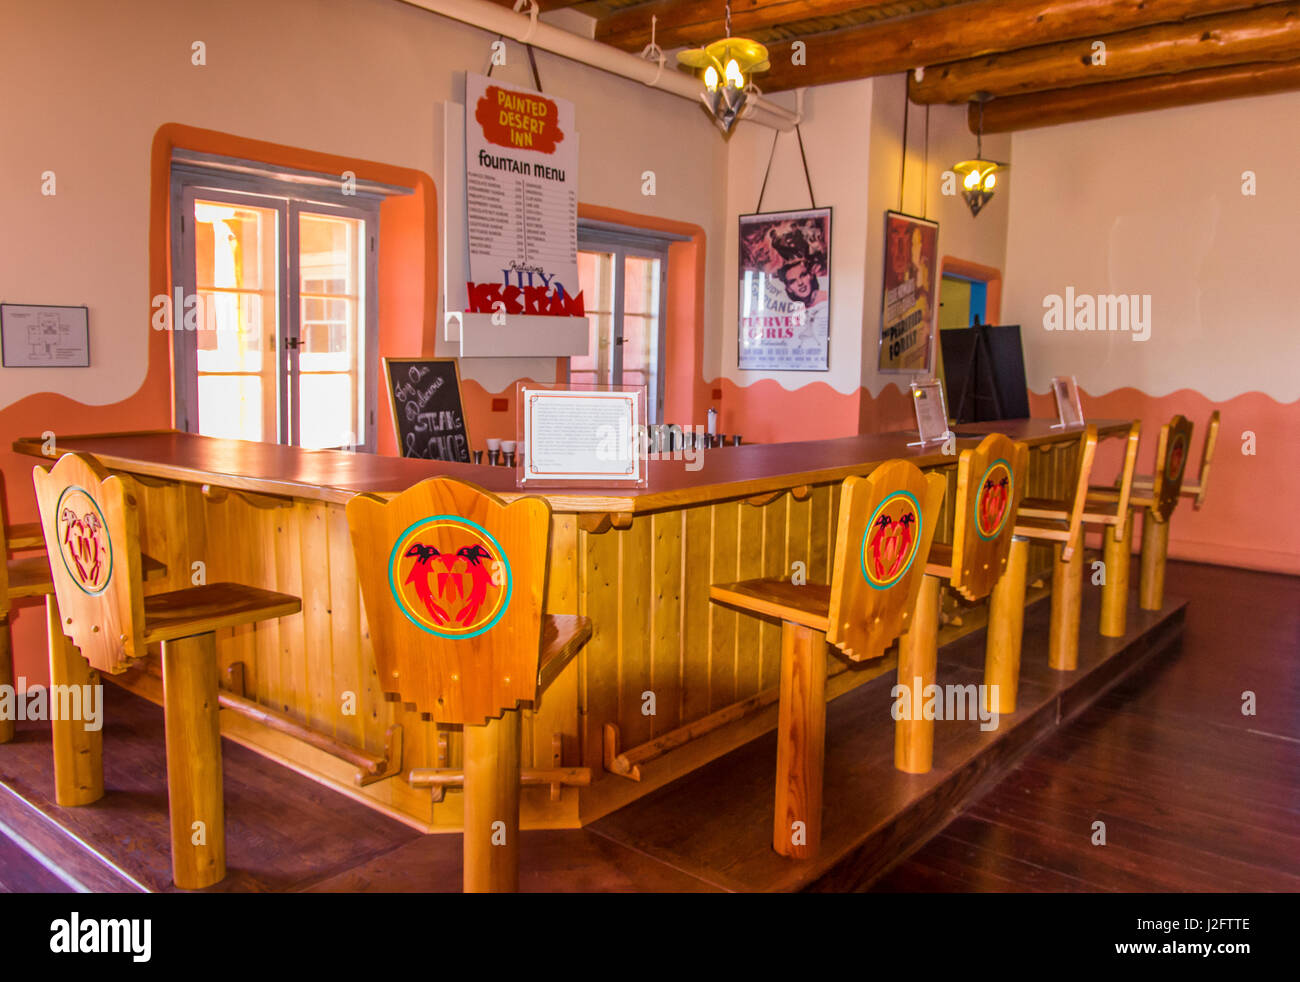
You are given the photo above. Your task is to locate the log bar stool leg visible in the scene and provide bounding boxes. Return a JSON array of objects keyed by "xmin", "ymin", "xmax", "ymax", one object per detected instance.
[
  {"xmin": 0, "ymin": 615, "xmax": 13, "ymax": 744},
  {"xmin": 985, "ymin": 536, "xmax": 1029, "ymax": 715},
  {"xmin": 1100, "ymin": 512, "xmax": 1133, "ymax": 637},
  {"xmin": 463, "ymin": 709, "xmax": 522, "ymax": 893},
  {"xmin": 896, "ymin": 574, "xmax": 941, "ymax": 774},
  {"xmin": 161, "ymin": 633, "xmax": 225, "ymax": 890},
  {"xmin": 1048, "ymin": 544, "xmax": 1084, "ymax": 671},
  {"xmin": 46, "ymin": 596, "xmax": 104, "ymax": 806},
  {"xmin": 773, "ymin": 622, "xmax": 827, "ymax": 858},
  {"xmin": 1139, "ymin": 515, "xmax": 1170, "ymax": 611}
]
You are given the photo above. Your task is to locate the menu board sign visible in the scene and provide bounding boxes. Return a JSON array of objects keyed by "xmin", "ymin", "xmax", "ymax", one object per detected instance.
[
  {"xmin": 463, "ymin": 73, "xmax": 583, "ymax": 319},
  {"xmin": 384, "ymin": 357, "xmax": 472, "ymax": 462}
]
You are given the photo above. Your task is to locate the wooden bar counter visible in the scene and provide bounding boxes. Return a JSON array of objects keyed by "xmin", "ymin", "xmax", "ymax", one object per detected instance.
[{"xmin": 13, "ymin": 420, "xmax": 1130, "ymax": 833}]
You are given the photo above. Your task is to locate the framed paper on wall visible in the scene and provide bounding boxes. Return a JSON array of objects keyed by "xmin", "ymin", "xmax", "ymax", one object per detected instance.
[
  {"xmin": 737, "ymin": 207, "xmax": 831, "ymax": 372},
  {"xmin": 878, "ymin": 211, "xmax": 939, "ymax": 373}
]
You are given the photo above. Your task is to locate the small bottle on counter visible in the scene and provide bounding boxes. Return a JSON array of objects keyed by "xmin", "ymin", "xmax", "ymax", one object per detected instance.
[{"xmin": 486, "ymin": 438, "xmax": 501, "ymax": 466}]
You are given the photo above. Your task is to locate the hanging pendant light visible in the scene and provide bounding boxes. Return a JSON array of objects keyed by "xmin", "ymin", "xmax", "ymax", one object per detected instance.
[
  {"xmin": 953, "ymin": 94, "xmax": 1007, "ymax": 217},
  {"xmin": 677, "ymin": 0, "xmax": 769, "ymax": 135}
]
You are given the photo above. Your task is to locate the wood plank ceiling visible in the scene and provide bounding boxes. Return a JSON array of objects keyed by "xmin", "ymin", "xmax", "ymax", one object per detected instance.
[{"xmin": 490, "ymin": 0, "xmax": 1300, "ymax": 130}]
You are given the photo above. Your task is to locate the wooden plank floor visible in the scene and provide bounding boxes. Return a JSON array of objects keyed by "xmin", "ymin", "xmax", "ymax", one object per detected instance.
[
  {"xmin": 0, "ymin": 560, "xmax": 1286, "ymax": 892},
  {"xmin": 870, "ymin": 561, "xmax": 1300, "ymax": 892}
]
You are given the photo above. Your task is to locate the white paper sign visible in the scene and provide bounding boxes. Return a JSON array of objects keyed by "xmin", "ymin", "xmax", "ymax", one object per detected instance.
[
  {"xmin": 1, "ymin": 304, "xmax": 90, "ymax": 367},
  {"xmin": 909, "ymin": 377, "xmax": 952, "ymax": 447},
  {"xmin": 1050, "ymin": 375, "xmax": 1085, "ymax": 428},
  {"xmin": 521, "ymin": 388, "xmax": 641, "ymax": 482},
  {"xmin": 463, "ymin": 73, "xmax": 581, "ymax": 319}
]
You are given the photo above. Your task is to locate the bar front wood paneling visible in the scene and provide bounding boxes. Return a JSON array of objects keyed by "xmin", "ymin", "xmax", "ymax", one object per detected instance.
[{"xmin": 13, "ymin": 420, "xmax": 1129, "ymax": 831}]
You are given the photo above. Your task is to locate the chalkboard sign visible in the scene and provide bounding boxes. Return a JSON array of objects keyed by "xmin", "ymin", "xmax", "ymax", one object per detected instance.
[
  {"xmin": 383, "ymin": 357, "xmax": 472, "ymax": 462},
  {"xmin": 940, "ymin": 324, "xmax": 1029, "ymax": 423}
]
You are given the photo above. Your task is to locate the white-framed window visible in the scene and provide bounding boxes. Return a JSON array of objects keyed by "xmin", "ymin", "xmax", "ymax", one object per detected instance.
[
  {"xmin": 169, "ymin": 152, "xmax": 405, "ymax": 451},
  {"xmin": 571, "ymin": 222, "xmax": 683, "ymax": 426}
]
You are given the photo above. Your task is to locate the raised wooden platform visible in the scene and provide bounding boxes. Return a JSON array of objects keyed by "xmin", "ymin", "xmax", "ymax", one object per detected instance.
[{"xmin": 0, "ymin": 572, "xmax": 1187, "ymax": 892}]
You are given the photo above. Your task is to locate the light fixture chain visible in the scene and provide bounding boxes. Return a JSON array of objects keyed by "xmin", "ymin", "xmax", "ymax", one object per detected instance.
[{"xmin": 725, "ymin": 0, "xmax": 732, "ymax": 38}]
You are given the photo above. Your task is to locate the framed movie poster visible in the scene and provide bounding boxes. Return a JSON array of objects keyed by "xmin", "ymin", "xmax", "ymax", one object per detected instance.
[
  {"xmin": 878, "ymin": 211, "xmax": 939, "ymax": 373},
  {"xmin": 738, "ymin": 207, "xmax": 831, "ymax": 372}
]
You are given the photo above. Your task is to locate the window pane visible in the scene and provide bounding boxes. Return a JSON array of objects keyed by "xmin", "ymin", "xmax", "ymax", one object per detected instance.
[
  {"xmin": 623, "ymin": 256, "xmax": 660, "ymax": 317},
  {"xmin": 198, "ymin": 375, "xmax": 265, "ymax": 442},
  {"xmin": 621, "ymin": 257, "xmax": 660, "ymax": 415},
  {"xmin": 298, "ymin": 211, "xmax": 364, "ymax": 448},
  {"xmin": 299, "ymin": 373, "xmax": 355, "ymax": 450},
  {"xmin": 571, "ymin": 251, "xmax": 614, "ymax": 376},
  {"xmin": 195, "ymin": 202, "xmax": 275, "ymax": 291},
  {"xmin": 621, "ymin": 314, "xmax": 654, "ymax": 376}
]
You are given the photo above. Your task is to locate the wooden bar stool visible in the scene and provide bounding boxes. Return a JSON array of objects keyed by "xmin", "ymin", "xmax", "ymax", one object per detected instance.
[
  {"xmin": 33, "ymin": 452, "xmax": 301, "ymax": 889},
  {"xmin": 710, "ymin": 460, "xmax": 946, "ymax": 859},
  {"xmin": 1, "ymin": 499, "xmax": 56, "ymax": 745},
  {"xmin": 1122, "ymin": 411, "xmax": 1218, "ymax": 610},
  {"xmin": 996, "ymin": 425, "xmax": 1099, "ymax": 673},
  {"xmin": 914, "ymin": 434, "xmax": 1029, "ymax": 754},
  {"xmin": 346, "ymin": 477, "xmax": 592, "ymax": 892},
  {"xmin": 1091, "ymin": 414, "xmax": 1198, "ymax": 612},
  {"xmin": 1024, "ymin": 422, "xmax": 1142, "ymax": 638}
]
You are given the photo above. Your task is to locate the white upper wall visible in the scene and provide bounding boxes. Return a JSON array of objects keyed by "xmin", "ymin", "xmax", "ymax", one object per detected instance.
[
  {"xmin": 1003, "ymin": 90, "xmax": 1300, "ymax": 402},
  {"xmin": 0, "ymin": 0, "xmax": 727, "ymax": 406}
]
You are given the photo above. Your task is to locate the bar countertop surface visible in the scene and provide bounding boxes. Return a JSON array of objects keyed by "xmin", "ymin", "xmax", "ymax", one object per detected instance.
[{"xmin": 13, "ymin": 419, "xmax": 1127, "ymax": 512}]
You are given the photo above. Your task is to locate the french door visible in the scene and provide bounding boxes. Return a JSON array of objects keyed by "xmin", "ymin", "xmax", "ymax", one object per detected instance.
[
  {"xmin": 172, "ymin": 182, "xmax": 378, "ymax": 450},
  {"xmin": 570, "ymin": 235, "xmax": 669, "ymax": 424}
]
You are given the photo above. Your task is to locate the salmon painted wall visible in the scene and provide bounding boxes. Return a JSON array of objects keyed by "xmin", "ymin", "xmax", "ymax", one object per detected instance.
[{"xmin": 1005, "ymin": 92, "xmax": 1300, "ymax": 574}]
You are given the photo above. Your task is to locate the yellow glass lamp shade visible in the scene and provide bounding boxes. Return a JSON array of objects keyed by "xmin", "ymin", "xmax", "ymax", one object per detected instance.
[
  {"xmin": 679, "ymin": 36, "xmax": 770, "ymax": 134},
  {"xmin": 953, "ymin": 158, "xmax": 1007, "ymax": 217}
]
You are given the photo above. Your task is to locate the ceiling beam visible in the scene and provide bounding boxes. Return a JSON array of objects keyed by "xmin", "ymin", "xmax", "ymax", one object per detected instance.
[
  {"xmin": 595, "ymin": 0, "xmax": 900, "ymax": 52},
  {"xmin": 975, "ymin": 57, "xmax": 1300, "ymax": 131},
  {"xmin": 913, "ymin": 2, "xmax": 1300, "ymax": 104},
  {"xmin": 745, "ymin": 0, "xmax": 1266, "ymax": 92}
]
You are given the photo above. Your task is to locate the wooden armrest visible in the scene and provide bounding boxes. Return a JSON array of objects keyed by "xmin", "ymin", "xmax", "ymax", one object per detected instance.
[
  {"xmin": 538, "ymin": 613, "xmax": 592, "ymax": 693},
  {"xmin": 925, "ymin": 541, "xmax": 954, "ymax": 578},
  {"xmin": 709, "ymin": 578, "xmax": 831, "ymax": 633},
  {"xmin": 143, "ymin": 582, "xmax": 301, "ymax": 644},
  {"xmin": 142, "ymin": 553, "xmax": 168, "ymax": 581},
  {"xmin": 6, "ymin": 555, "xmax": 54, "ymax": 600},
  {"xmin": 4, "ymin": 522, "xmax": 44, "ymax": 551}
]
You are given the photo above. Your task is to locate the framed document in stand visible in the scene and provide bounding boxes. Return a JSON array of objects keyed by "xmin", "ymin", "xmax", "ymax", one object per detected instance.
[
  {"xmin": 908, "ymin": 377, "xmax": 954, "ymax": 448},
  {"xmin": 517, "ymin": 383, "xmax": 649, "ymax": 488},
  {"xmin": 1049, "ymin": 375, "xmax": 1085, "ymax": 429}
]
